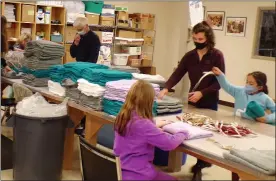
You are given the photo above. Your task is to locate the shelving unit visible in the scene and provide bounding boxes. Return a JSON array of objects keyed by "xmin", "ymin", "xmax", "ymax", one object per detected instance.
[{"xmin": 1, "ymin": 1, "xmax": 65, "ymax": 44}]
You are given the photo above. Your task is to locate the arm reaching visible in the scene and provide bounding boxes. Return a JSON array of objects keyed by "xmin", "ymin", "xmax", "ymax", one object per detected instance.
[{"xmin": 143, "ymin": 120, "xmax": 189, "ymax": 151}]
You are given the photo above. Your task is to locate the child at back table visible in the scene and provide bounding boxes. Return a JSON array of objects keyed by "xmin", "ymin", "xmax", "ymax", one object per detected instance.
[
  {"xmin": 114, "ymin": 80, "xmax": 189, "ymax": 180},
  {"xmin": 212, "ymin": 67, "xmax": 275, "ymax": 125}
]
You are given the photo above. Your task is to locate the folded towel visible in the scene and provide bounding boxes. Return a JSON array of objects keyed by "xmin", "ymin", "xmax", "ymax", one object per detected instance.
[
  {"xmin": 162, "ymin": 121, "xmax": 213, "ymax": 140},
  {"xmin": 246, "ymin": 101, "xmax": 265, "ymax": 119},
  {"xmin": 223, "ymin": 148, "xmax": 275, "ymax": 175}
]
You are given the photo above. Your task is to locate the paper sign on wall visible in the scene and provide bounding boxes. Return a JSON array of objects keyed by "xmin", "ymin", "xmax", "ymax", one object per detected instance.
[{"xmin": 189, "ymin": 0, "xmax": 204, "ymax": 28}]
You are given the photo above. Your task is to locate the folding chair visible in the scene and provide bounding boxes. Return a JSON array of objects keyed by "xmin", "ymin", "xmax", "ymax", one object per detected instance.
[{"xmin": 78, "ymin": 136, "xmax": 122, "ymax": 180}]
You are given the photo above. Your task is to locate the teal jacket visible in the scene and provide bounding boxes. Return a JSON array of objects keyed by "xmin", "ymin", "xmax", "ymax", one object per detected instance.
[{"xmin": 216, "ymin": 74, "xmax": 275, "ymax": 125}]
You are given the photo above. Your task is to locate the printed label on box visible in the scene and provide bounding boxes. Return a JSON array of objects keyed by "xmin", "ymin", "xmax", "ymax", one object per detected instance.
[{"xmin": 102, "ymin": 32, "xmax": 114, "ymax": 44}]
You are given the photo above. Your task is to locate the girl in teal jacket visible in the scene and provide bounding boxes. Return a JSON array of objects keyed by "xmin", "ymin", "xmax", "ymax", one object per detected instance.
[{"xmin": 212, "ymin": 67, "xmax": 275, "ymax": 125}]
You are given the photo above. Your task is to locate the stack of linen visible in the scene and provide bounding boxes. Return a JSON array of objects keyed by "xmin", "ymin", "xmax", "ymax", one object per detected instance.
[
  {"xmin": 22, "ymin": 40, "xmax": 64, "ymax": 87},
  {"xmin": 156, "ymin": 95, "xmax": 183, "ymax": 115},
  {"xmin": 82, "ymin": 69, "xmax": 133, "ymax": 86},
  {"xmin": 103, "ymin": 79, "xmax": 159, "ymax": 116},
  {"xmin": 48, "ymin": 80, "xmax": 66, "ymax": 97},
  {"xmin": 162, "ymin": 121, "xmax": 213, "ymax": 140},
  {"xmin": 77, "ymin": 79, "xmax": 105, "ymax": 110},
  {"xmin": 49, "ymin": 62, "xmax": 108, "ymax": 83},
  {"xmin": 132, "ymin": 73, "xmax": 166, "ymax": 89},
  {"xmin": 110, "ymin": 65, "xmax": 140, "ymax": 73}
]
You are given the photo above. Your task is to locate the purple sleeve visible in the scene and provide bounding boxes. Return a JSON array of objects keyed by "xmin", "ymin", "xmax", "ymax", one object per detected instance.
[
  {"xmin": 143, "ymin": 121, "xmax": 189, "ymax": 151},
  {"xmin": 201, "ymin": 50, "xmax": 225, "ymax": 95}
]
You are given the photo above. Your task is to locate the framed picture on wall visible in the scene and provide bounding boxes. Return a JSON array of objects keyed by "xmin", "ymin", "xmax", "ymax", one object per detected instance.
[
  {"xmin": 226, "ymin": 17, "xmax": 247, "ymax": 37},
  {"xmin": 206, "ymin": 11, "xmax": 225, "ymax": 30}
]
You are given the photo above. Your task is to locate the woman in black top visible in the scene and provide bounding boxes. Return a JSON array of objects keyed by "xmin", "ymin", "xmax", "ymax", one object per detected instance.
[{"xmin": 1, "ymin": 15, "xmax": 12, "ymax": 71}]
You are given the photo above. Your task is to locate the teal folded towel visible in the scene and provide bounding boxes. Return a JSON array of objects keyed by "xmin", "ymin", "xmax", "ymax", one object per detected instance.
[
  {"xmin": 103, "ymin": 98, "xmax": 157, "ymax": 116},
  {"xmin": 246, "ymin": 101, "xmax": 265, "ymax": 119}
]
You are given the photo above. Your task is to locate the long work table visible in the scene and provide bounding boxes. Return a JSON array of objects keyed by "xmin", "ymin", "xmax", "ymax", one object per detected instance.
[{"xmin": 1, "ymin": 77, "xmax": 275, "ymax": 181}]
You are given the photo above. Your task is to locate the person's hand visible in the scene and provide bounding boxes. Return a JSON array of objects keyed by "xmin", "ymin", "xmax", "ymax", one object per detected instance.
[
  {"xmin": 4, "ymin": 66, "xmax": 12, "ymax": 72},
  {"xmin": 188, "ymin": 91, "xmax": 203, "ymax": 103},
  {"xmin": 256, "ymin": 116, "xmax": 266, "ymax": 123},
  {"xmin": 156, "ymin": 120, "xmax": 175, "ymax": 128},
  {"xmin": 158, "ymin": 88, "xmax": 168, "ymax": 99},
  {"xmin": 73, "ymin": 34, "xmax": 81, "ymax": 46},
  {"xmin": 212, "ymin": 67, "xmax": 223, "ymax": 76}
]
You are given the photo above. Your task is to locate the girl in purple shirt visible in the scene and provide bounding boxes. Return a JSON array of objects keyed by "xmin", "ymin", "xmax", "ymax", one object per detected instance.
[{"xmin": 114, "ymin": 80, "xmax": 189, "ymax": 180}]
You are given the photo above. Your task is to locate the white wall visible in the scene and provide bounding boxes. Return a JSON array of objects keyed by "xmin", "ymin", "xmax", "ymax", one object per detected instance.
[{"xmin": 201, "ymin": 1, "xmax": 276, "ymax": 102}]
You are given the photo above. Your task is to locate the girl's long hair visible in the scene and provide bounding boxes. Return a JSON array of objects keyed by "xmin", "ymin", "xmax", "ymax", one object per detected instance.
[{"xmin": 114, "ymin": 80, "xmax": 155, "ymax": 136}]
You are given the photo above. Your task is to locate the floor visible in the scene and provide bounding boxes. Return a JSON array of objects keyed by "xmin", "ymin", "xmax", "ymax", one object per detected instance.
[{"xmin": 1, "ymin": 105, "xmax": 233, "ymax": 180}]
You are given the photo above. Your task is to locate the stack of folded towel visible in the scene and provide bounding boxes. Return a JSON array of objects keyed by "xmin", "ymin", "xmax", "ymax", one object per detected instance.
[
  {"xmin": 49, "ymin": 62, "xmax": 108, "ymax": 83},
  {"xmin": 22, "ymin": 40, "xmax": 64, "ymax": 87},
  {"xmin": 82, "ymin": 69, "xmax": 133, "ymax": 86},
  {"xmin": 162, "ymin": 121, "xmax": 213, "ymax": 140},
  {"xmin": 110, "ymin": 65, "xmax": 140, "ymax": 73},
  {"xmin": 77, "ymin": 79, "xmax": 105, "ymax": 111},
  {"xmin": 132, "ymin": 73, "xmax": 166, "ymax": 88},
  {"xmin": 156, "ymin": 96, "xmax": 183, "ymax": 115},
  {"xmin": 48, "ymin": 80, "xmax": 66, "ymax": 97},
  {"xmin": 223, "ymin": 148, "xmax": 275, "ymax": 175},
  {"xmin": 103, "ymin": 79, "xmax": 159, "ymax": 116}
]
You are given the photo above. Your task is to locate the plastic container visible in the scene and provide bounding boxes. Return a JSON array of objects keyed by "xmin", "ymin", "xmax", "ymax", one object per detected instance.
[
  {"xmin": 113, "ymin": 54, "xmax": 129, "ymax": 66},
  {"xmin": 83, "ymin": 1, "xmax": 104, "ymax": 14},
  {"xmin": 51, "ymin": 35, "xmax": 63, "ymax": 43},
  {"xmin": 7, "ymin": 113, "xmax": 74, "ymax": 180}
]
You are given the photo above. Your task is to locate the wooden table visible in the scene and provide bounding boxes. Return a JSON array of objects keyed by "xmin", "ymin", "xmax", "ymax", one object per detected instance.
[
  {"xmin": 155, "ymin": 108, "xmax": 275, "ymax": 181},
  {"xmin": 2, "ymin": 77, "xmax": 275, "ymax": 180}
]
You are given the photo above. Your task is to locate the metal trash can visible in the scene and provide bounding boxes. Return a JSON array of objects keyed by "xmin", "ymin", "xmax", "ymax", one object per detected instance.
[{"xmin": 7, "ymin": 113, "xmax": 74, "ymax": 180}]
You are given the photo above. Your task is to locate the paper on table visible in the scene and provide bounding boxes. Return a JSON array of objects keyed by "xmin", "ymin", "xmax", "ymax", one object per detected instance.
[{"xmin": 163, "ymin": 121, "xmax": 213, "ymax": 140}]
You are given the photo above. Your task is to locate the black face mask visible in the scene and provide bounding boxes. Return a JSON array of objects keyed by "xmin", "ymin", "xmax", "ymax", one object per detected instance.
[{"xmin": 194, "ymin": 41, "xmax": 207, "ymax": 50}]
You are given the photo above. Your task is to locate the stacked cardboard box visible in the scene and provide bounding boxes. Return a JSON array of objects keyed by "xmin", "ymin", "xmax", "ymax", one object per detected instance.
[
  {"xmin": 129, "ymin": 13, "xmax": 155, "ymax": 30},
  {"xmin": 100, "ymin": 4, "xmax": 115, "ymax": 26}
]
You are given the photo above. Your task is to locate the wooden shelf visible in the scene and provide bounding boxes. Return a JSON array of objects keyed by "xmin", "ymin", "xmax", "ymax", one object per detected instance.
[
  {"xmin": 51, "ymin": 24, "xmax": 64, "ymax": 26},
  {"xmin": 21, "ymin": 22, "xmax": 35, "ymax": 24}
]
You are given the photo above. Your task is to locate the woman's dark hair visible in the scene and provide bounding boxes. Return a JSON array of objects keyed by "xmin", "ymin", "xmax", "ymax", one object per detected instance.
[
  {"xmin": 192, "ymin": 20, "xmax": 215, "ymax": 49},
  {"xmin": 1, "ymin": 15, "xmax": 8, "ymax": 53},
  {"xmin": 248, "ymin": 71, "xmax": 269, "ymax": 94}
]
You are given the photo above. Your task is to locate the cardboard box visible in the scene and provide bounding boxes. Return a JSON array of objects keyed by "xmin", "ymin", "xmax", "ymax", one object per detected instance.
[
  {"xmin": 140, "ymin": 67, "xmax": 156, "ymax": 75},
  {"xmin": 122, "ymin": 47, "xmax": 141, "ymax": 55},
  {"xmin": 85, "ymin": 13, "xmax": 99, "ymax": 25},
  {"xmin": 143, "ymin": 36, "xmax": 153, "ymax": 45},
  {"xmin": 141, "ymin": 59, "xmax": 152, "ymax": 67},
  {"xmin": 64, "ymin": 51, "xmax": 76, "ymax": 63},
  {"xmin": 94, "ymin": 31, "xmax": 102, "ymax": 42},
  {"xmin": 100, "ymin": 16, "xmax": 115, "ymax": 26},
  {"xmin": 132, "ymin": 13, "xmax": 155, "ymax": 30},
  {"xmin": 129, "ymin": 59, "xmax": 141, "ymax": 67},
  {"xmin": 21, "ymin": 5, "xmax": 35, "ymax": 22},
  {"xmin": 117, "ymin": 30, "xmax": 142, "ymax": 39},
  {"xmin": 117, "ymin": 11, "xmax": 129, "ymax": 27},
  {"xmin": 65, "ymin": 26, "xmax": 77, "ymax": 43}
]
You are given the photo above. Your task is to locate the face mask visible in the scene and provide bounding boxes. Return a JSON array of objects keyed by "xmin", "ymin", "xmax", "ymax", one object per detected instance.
[
  {"xmin": 194, "ymin": 41, "xmax": 207, "ymax": 50},
  {"xmin": 78, "ymin": 30, "xmax": 86, "ymax": 35},
  {"xmin": 245, "ymin": 85, "xmax": 258, "ymax": 94}
]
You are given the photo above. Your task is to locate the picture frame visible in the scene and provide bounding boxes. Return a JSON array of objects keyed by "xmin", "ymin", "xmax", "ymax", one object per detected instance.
[
  {"xmin": 206, "ymin": 11, "xmax": 225, "ymax": 31},
  {"xmin": 225, "ymin": 17, "xmax": 247, "ymax": 37}
]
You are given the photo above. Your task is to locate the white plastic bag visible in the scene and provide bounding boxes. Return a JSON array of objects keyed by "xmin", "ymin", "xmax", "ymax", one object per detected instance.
[
  {"xmin": 2, "ymin": 85, "xmax": 13, "ymax": 98},
  {"xmin": 16, "ymin": 92, "xmax": 68, "ymax": 117}
]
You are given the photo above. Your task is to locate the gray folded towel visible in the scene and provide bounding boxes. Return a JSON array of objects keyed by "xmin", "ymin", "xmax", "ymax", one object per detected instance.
[
  {"xmin": 223, "ymin": 148, "xmax": 275, "ymax": 175},
  {"xmin": 22, "ymin": 74, "xmax": 49, "ymax": 87}
]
